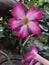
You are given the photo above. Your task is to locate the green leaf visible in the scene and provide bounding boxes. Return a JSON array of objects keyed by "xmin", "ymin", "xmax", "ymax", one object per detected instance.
[
  {"xmin": 0, "ymin": 25, "xmax": 4, "ymax": 38},
  {"xmin": 39, "ymin": 17, "xmax": 48, "ymax": 32},
  {"xmin": 36, "ymin": 33, "xmax": 48, "ymax": 43},
  {"xmin": 27, "ymin": 1, "xmax": 34, "ymax": 7}
]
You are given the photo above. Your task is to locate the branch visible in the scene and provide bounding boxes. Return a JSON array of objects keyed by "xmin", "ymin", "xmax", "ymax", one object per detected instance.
[{"xmin": 0, "ymin": 50, "xmax": 13, "ymax": 65}]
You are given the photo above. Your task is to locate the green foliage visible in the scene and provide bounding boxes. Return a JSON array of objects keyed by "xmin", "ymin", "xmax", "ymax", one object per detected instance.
[
  {"xmin": 0, "ymin": 25, "xmax": 4, "ymax": 38},
  {"xmin": 27, "ymin": 1, "xmax": 34, "ymax": 7},
  {"xmin": 36, "ymin": 33, "xmax": 48, "ymax": 43}
]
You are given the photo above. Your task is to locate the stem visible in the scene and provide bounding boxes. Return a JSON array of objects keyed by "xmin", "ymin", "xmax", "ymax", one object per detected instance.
[
  {"xmin": 19, "ymin": 39, "xmax": 23, "ymax": 54},
  {"xmin": 0, "ymin": 50, "xmax": 13, "ymax": 65},
  {"xmin": 19, "ymin": 39, "xmax": 22, "ymax": 45},
  {"xmin": 35, "ymin": 53, "xmax": 49, "ymax": 65},
  {"xmin": 23, "ymin": 34, "xmax": 33, "ymax": 46}
]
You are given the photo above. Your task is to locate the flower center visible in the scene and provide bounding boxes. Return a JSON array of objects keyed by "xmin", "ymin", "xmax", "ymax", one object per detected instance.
[{"xmin": 22, "ymin": 17, "xmax": 28, "ymax": 24}]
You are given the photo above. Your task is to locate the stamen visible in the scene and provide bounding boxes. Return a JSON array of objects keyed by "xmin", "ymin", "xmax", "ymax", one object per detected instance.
[{"xmin": 22, "ymin": 17, "xmax": 28, "ymax": 24}]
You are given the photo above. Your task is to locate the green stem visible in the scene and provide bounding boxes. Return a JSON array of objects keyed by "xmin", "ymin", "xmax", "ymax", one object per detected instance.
[
  {"xmin": 23, "ymin": 34, "xmax": 33, "ymax": 46},
  {"xmin": 19, "ymin": 39, "xmax": 22, "ymax": 45},
  {"xmin": 19, "ymin": 39, "xmax": 23, "ymax": 54}
]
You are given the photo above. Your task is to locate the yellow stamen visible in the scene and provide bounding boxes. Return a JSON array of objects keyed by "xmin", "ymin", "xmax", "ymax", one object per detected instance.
[{"xmin": 22, "ymin": 17, "xmax": 28, "ymax": 24}]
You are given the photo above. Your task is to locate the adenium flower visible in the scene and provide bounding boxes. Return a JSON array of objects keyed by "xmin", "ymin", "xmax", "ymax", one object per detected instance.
[
  {"xmin": 8, "ymin": 2, "xmax": 42, "ymax": 38},
  {"xmin": 22, "ymin": 46, "xmax": 38, "ymax": 65},
  {"xmin": 22, "ymin": 46, "xmax": 49, "ymax": 65}
]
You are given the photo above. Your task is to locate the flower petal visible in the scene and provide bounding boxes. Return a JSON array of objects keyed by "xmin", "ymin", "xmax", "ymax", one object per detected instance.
[
  {"xmin": 30, "ymin": 46, "xmax": 38, "ymax": 54},
  {"xmin": 11, "ymin": 2, "xmax": 27, "ymax": 19},
  {"xmin": 8, "ymin": 18, "xmax": 22, "ymax": 30},
  {"xmin": 16, "ymin": 25, "xmax": 29, "ymax": 38},
  {"xmin": 22, "ymin": 63, "xmax": 26, "ymax": 65},
  {"xmin": 29, "ymin": 59, "xmax": 35, "ymax": 65},
  {"xmin": 26, "ymin": 6, "xmax": 42, "ymax": 20},
  {"xmin": 28, "ymin": 21, "xmax": 41, "ymax": 35},
  {"xmin": 22, "ymin": 46, "xmax": 38, "ymax": 64},
  {"xmin": 24, "ymin": 51, "xmax": 34, "ymax": 58},
  {"xmin": 22, "ymin": 46, "xmax": 38, "ymax": 63},
  {"xmin": 22, "ymin": 55, "xmax": 33, "ymax": 63}
]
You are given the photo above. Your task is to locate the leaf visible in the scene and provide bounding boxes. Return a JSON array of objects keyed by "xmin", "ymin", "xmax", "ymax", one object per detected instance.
[
  {"xmin": 36, "ymin": 33, "xmax": 48, "ymax": 43},
  {"xmin": 0, "ymin": 25, "xmax": 4, "ymax": 38},
  {"xmin": 0, "ymin": 32, "xmax": 4, "ymax": 38},
  {"xmin": 27, "ymin": 1, "xmax": 34, "ymax": 7},
  {"xmin": 39, "ymin": 18, "xmax": 48, "ymax": 32},
  {"xmin": 0, "ymin": 26, "xmax": 4, "ymax": 32},
  {"xmin": 40, "ymin": 24, "xmax": 48, "ymax": 32}
]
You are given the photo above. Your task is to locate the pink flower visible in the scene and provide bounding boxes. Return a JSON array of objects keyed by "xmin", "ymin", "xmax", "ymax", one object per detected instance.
[
  {"xmin": 8, "ymin": 2, "xmax": 42, "ymax": 38},
  {"xmin": 22, "ymin": 46, "xmax": 49, "ymax": 65},
  {"xmin": 22, "ymin": 46, "xmax": 38, "ymax": 65}
]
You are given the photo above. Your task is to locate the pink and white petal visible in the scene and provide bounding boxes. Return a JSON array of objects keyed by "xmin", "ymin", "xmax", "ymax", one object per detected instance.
[
  {"xmin": 8, "ymin": 18, "xmax": 22, "ymax": 30},
  {"xmin": 22, "ymin": 55, "xmax": 33, "ymax": 63},
  {"xmin": 16, "ymin": 25, "xmax": 29, "ymax": 38},
  {"xmin": 24, "ymin": 52, "xmax": 34, "ymax": 58},
  {"xmin": 23, "ymin": 46, "xmax": 38, "ymax": 61},
  {"xmin": 29, "ymin": 59, "xmax": 35, "ymax": 65},
  {"xmin": 30, "ymin": 46, "xmax": 38, "ymax": 54},
  {"xmin": 24, "ymin": 51, "xmax": 34, "ymax": 58},
  {"xmin": 11, "ymin": 2, "xmax": 27, "ymax": 19},
  {"xmin": 26, "ymin": 6, "xmax": 42, "ymax": 20},
  {"xmin": 22, "ymin": 51, "xmax": 35, "ymax": 63},
  {"xmin": 28, "ymin": 21, "xmax": 41, "ymax": 35}
]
